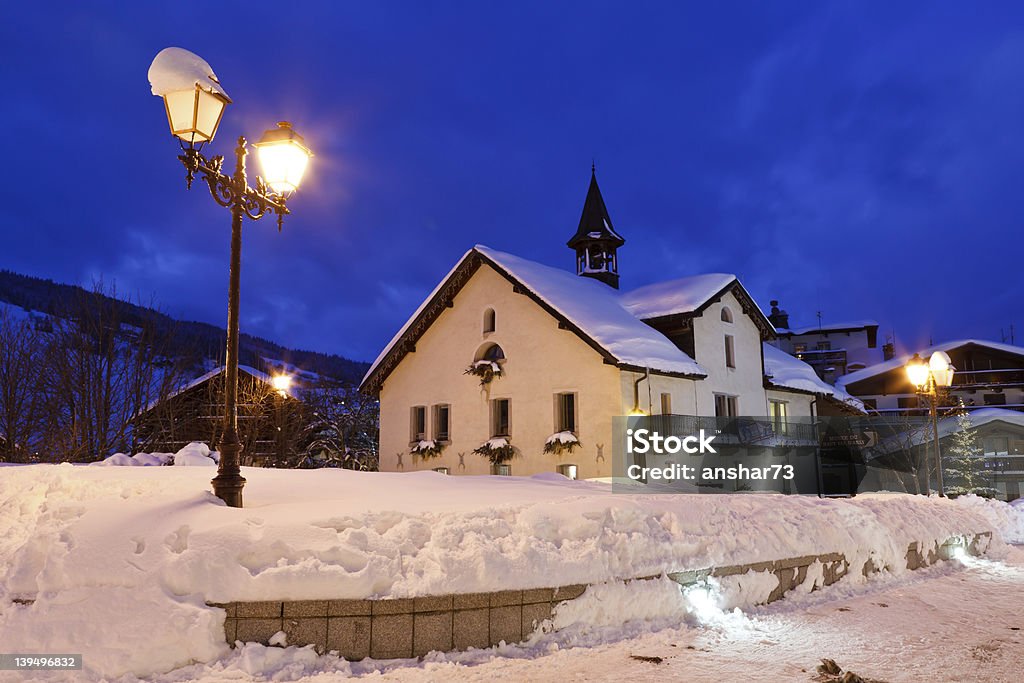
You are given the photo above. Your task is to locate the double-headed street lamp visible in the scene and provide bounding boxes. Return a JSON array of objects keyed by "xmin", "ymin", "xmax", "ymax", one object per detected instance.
[
  {"xmin": 148, "ymin": 47, "xmax": 313, "ymax": 508},
  {"xmin": 905, "ymin": 351, "xmax": 955, "ymax": 497}
]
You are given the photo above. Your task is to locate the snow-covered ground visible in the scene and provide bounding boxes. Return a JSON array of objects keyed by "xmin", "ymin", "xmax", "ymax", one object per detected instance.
[
  {"xmin": 146, "ymin": 546, "xmax": 1024, "ymax": 683},
  {"xmin": 1, "ymin": 454, "xmax": 1022, "ymax": 680}
]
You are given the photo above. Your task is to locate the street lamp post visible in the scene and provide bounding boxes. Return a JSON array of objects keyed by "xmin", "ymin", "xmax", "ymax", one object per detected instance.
[
  {"xmin": 905, "ymin": 351, "xmax": 955, "ymax": 497},
  {"xmin": 149, "ymin": 48, "xmax": 312, "ymax": 507}
]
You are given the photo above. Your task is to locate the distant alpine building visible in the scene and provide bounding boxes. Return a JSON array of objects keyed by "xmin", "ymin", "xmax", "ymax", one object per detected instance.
[{"xmin": 360, "ymin": 169, "xmax": 862, "ymax": 479}]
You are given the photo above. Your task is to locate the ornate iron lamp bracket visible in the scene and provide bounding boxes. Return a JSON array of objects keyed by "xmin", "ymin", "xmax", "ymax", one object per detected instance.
[{"xmin": 177, "ymin": 139, "xmax": 291, "ymax": 231}]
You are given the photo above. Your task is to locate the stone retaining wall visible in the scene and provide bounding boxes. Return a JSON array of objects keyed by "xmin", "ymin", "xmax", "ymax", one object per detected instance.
[{"xmin": 210, "ymin": 531, "xmax": 992, "ymax": 660}]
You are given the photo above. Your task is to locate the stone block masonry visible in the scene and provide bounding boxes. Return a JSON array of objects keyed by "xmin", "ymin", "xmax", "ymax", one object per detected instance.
[{"xmin": 211, "ymin": 531, "xmax": 992, "ymax": 661}]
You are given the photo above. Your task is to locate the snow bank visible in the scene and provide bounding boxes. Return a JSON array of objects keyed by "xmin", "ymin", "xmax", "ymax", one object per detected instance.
[
  {"xmin": 92, "ymin": 443, "xmax": 216, "ymax": 467},
  {"xmin": 174, "ymin": 442, "xmax": 218, "ymax": 466},
  {"xmin": 951, "ymin": 494, "xmax": 1024, "ymax": 544},
  {"xmin": 0, "ymin": 465, "xmax": 1020, "ymax": 678}
]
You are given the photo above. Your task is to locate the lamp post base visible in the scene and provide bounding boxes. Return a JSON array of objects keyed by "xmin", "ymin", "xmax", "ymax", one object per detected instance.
[{"xmin": 212, "ymin": 437, "xmax": 246, "ymax": 508}]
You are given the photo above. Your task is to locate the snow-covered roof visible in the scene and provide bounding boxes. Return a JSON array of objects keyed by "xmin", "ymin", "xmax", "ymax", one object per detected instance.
[
  {"xmin": 882, "ymin": 407, "xmax": 1024, "ymax": 450},
  {"xmin": 148, "ymin": 47, "xmax": 230, "ymax": 99},
  {"xmin": 143, "ymin": 364, "xmax": 289, "ymax": 413},
  {"xmin": 763, "ymin": 343, "xmax": 865, "ymax": 411},
  {"xmin": 935, "ymin": 407, "xmax": 1024, "ymax": 439},
  {"xmin": 776, "ymin": 320, "xmax": 878, "ymax": 335},
  {"xmin": 619, "ymin": 274, "xmax": 737, "ymax": 319},
  {"xmin": 838, "ymin": 339, "xmax": 1024, "ymax": 390},
  {"xmin": 362, "ymin": 246, "xmax": 708, "ymax": 389},
  {"xmin": 475, "ymin": 246, "xmax": 706, "ymax": 376}
]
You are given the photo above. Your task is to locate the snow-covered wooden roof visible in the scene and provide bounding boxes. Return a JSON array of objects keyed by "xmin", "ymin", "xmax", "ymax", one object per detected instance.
[
  {"xmin": 837, "ymin": 339, "xmax": 1024, "ymax": 391},
  {"xmin": 141, "ymin": 364, "xmax": 293, "ymax": 414}
]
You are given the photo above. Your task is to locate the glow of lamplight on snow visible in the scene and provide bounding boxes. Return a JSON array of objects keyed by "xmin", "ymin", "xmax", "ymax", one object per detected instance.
[
  {"xmin": 684, "ymin": 584, "xmax": 723, "ymax": 623},
  {"xmin": 682, "ymin": 581, "xmax": 761, "ymax": 641}
]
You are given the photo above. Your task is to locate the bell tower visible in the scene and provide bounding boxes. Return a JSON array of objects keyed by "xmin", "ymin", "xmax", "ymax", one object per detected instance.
[{"xmin": 566, "ymin": 166, "xmax": 625, "ymax": 288}]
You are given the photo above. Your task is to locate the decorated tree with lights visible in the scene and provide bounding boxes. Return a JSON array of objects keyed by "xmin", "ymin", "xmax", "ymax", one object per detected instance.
[{"xmin": 943, "ymin": 405, "xmax": 997, "ymax": 498}]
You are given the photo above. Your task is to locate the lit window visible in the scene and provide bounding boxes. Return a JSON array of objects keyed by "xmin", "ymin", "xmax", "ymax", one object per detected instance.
[
  {"xmin": 769, "ymin": 400, "xmax": 788, "ymax": 434},
  {"xmin": 410, "ymin": 406, "xmax": 427, "ymax": 441},
  {"xmin": 433, "ymin": 404, "xmax": 450, "ymax": 442},
  {"xmin": 557, "ymin": 463, "xmax": 578, "ymax": 480},
  {"xmin": 433, "ymin": 467, "xmax": 450, "ymax": 475},
  {"xmin": 555, "ymin": 393, "xmax": 576, "ymax": 433},
  {"xmin": 724, "ymin": 335, "xmax": 736, "ymax": 368},
  {"xmin": 491, "ymin": 398, "xmax": 510, "ymax": 437}
]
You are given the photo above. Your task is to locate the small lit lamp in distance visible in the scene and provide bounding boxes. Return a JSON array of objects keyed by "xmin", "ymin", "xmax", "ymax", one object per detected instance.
[
  {"xmin": 905, "ymin": 353, "xmax": 930, "ymax": 391},
  {"xmin": 148, "ymin": 47, "xmax": 313, "ymax": 508},
  {"xmin": 904, "ymin": 350, "xmax": 956, "ymax": 497},
  {"xmin": 272, "ymin": 374, "xmax": 292, "ymax": 397}
]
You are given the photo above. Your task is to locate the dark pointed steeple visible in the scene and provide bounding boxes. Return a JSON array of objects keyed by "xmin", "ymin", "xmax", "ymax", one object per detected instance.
[{"xmin": 567, "ymin": 167, "xmax": 624, "ymax": 288}]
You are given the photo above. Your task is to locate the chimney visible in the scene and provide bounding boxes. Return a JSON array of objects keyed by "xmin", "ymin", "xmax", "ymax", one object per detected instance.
[
  {"xmin": 768, "ymin": 300, "xmax": 790, "ymax": 330},
  {"xmin": 882, "ymin": 342, "xmax": 895, "ymax": 361}
]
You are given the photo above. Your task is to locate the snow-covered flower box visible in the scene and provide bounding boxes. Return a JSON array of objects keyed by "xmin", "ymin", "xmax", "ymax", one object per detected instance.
[
  {"xmin": 410, "ymin": 439, "xmax": 445, "ymax": 460},
  {"xmin": 543, "ymin": 430, "xmax": 580, "ymax": 455},
  {"xmin": 474, "ymin": 437, "xmax": 516, "ymax": 464},
  {"xmin": 464, "ymin": 359, "xmax": 503, "ymax": 386}
]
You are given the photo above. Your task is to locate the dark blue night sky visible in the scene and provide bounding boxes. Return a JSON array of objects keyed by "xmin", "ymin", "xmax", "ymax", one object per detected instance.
[{"xmin": 3, "ymin": 2, "xmax": 1023, "ymax": 363}]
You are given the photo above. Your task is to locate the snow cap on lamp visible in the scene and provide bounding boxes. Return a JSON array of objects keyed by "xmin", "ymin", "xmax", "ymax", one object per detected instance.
[{"xmin": 148, "ymin": 47, "xmax": 232, "ymax": 145}]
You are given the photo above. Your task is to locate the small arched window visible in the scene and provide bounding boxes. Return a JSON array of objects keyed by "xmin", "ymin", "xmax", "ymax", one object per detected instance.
[
  {"xmin": 483, "ymin": 308, "xmax": 496, "ymax": 334},
  {"xmin": 476, "ymin": 342, "xmax": 505, "ymax": 362},
  {"xmin": 721, "ymin": 307, "xmax": 733, "ymax": 323}
]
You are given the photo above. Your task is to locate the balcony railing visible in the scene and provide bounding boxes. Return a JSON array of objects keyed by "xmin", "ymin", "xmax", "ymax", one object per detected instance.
[
  {"xmin": 950, "ymin": 368, "xmax": 1024, "ymax": 388},
  {"xmin": 793, "ymin": 349, "xmax": 847, "ymax": 369},
  {"xmin": 653, "ymin": 415, "xmax": 819, "ymax": 445}
]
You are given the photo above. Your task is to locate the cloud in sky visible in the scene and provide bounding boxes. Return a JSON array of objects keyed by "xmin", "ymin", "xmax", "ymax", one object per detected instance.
[{"xmin": 1, "ymin": 2, "xmax": 1023, "ymax": 362}]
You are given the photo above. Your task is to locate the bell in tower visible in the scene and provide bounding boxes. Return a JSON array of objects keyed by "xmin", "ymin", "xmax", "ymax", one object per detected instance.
[{"xmin": 567, "ymin": 166, "xmax": 625, "ymax": 288}]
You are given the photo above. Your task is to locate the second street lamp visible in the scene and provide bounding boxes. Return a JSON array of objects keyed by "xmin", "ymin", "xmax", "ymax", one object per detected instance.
[
  {"xmin": 905, "ymin": 351, "xmax": 955, "ymax": 497},
  {"xmin": 148, "ymin": 47, "xmax": 313, "ymax": 508}
]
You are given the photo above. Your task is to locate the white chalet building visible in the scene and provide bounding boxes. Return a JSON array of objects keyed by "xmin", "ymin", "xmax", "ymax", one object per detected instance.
[
  {"xmin": 766, "ymin": 302, "xmax": 886, "ymax": 383},
  {"xmin": 360, "ymin": 171, "xmax": 862, "ymax": 478}
]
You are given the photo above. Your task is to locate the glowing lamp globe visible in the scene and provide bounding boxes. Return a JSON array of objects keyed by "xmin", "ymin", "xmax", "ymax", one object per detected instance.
[
  {"xmin": 905, "ymin": 353, "xmax": 930, "ymax": 389},
  {"xmin": 929, "ymin": 351, "xmax": 955, "ymax": 388},
  {"xmin": 254, "ymin": 122, "xmax": 313, "ymax": 195},
  {"xmin": 272, "ymin": 374, "xmax": 292, "ymax": 395},
  {"xmin": 149, "ymin": 48, "xmax": 232, "ymax": 145}
]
